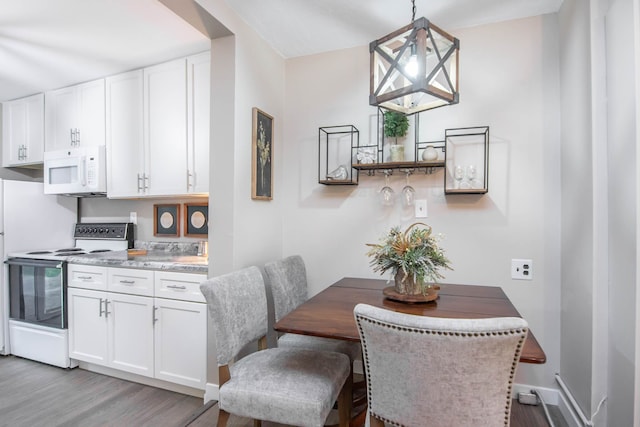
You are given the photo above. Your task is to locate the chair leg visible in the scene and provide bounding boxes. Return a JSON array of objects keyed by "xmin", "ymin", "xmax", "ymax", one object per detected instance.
[
  {"xmin": 217, "ymin": 408, "xmax": 230, "ymax": 427},
  {"xmin": 253, "ymin": 420, "xmax": 262, "ymax": 427},
  {"xmin": 338, "ymin": 372, "xmax": 353, "ymax": 427},
  {"xmin": 369, "ymin": 415, "xmax": 385, "ymax": 427}
]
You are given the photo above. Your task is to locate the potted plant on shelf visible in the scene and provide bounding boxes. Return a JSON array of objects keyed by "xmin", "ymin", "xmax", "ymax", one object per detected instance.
[
  {"xmin": 366, "ymin": 222, "xmax": 452, "ymax": 302},
  {"xmin": 383, "ymin": 110, "xmax": 409, "ymax": 162}
]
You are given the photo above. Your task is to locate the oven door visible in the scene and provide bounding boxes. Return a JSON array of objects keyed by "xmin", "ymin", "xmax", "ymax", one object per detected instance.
[{"xmin": 6, "ymin": 258, "xmax": 67, "ymax": 329}]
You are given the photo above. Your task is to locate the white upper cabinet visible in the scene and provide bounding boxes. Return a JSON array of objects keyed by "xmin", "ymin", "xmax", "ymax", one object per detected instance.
[
  {"xmin": 144, "ymin": 57, "xmax": 188, "ymax": 197},
  {"xmin": 106, "ymin": 70, "xmax": 144, "ymax": 198},
  {"xmin": 187, "ymin": 51, "xmax": 210, "ymax": 195},
  {"xmin": 106, "ymin": 52, "xmax": 210, "ymax": 198},
  {"xmin": 2, "ymin": 93, "xmax": 45, "ymax": 167},
  {"xmin": 45, "ymin": 79, "xmax": 105, "ymax": 150}
]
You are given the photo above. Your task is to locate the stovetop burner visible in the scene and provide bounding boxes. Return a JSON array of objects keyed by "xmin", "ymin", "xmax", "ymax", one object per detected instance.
[{"xmin": 8, "ymin": 222, "xmax": 134, "ymax": 261}]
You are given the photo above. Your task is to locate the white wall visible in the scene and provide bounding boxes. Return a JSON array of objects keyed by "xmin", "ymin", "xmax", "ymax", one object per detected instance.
[
  {"xmin": 558, "ymin": 0, "xmax": 640, "ymax": 424},
  {"xmin": 196, "ymin": 0, "xmax": 285, "ymax": 276},
  {"xmin": 558, "ymin": 0, "xmax": 597, "ymax": 415},
  {"xmin": 605, "ymin": 0, "xmax": 638, "ymax": 424},
  {"xmin": 283, "ymin": 15, "xmax": 562, "ymax": 388}
]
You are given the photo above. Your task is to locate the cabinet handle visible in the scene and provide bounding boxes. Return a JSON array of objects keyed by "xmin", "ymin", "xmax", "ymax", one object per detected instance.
[
  {"xmin": 137, "ymin": 173, "xmax": 143, "ymax": 192},
  {"xmin": 22, "ymin": 145, "xmax": 27, "ymax": 160},
  {"xmin": 187, "ymin": 171, "xmax": 193, "ymax": 189},
  {"xmin": 153, "ymin": 306, "xmax": 158, "ymax": 324},
  {"xmin": 166, "ymin": 284, "xmax": 187, "ymax": 290},
  {"xmin": 119, "ymin": 279, "xmax": 135, "ymax": 285},
  {"xmin": 70, "ymin": 128, "xmax": 74, "ymax": 145},
  {"xmin": 78, "ymin": 275, "xmax": 93, "ymax": 281},
  {"xmin": 144, "ymin": 174, "xmax": 149, "ymax": 190},
  {"xmin": 104, "ymin": 299, "xmax": 111, "ymax": 318},
  {"xmin": 99, "ymin": 298, "xmax": 104, "ymax": 317},
  {"xmin": 76, "ymin": 128, "xmax": 80, "ymax": 145}
]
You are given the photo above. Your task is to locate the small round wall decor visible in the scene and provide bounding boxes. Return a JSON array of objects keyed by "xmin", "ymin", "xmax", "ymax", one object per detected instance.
[{"xmin": 184, "ymin": 203, "xmax": 208, "ymax": 237}]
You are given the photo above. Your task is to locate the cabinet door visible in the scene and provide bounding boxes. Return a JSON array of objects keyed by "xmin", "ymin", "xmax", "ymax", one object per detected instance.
[
  {"xmin": 187, "ymin": 51, "xmax": 210, "ymax": 194},
  {"xmin": 77, "ymin": 79, "xmax": 106, "ymax": 147},
  {"xmin": 45, "ymin": 85, "xmax": 77, "ymax": 150},
  {"xmin": 106, "ymin": 70, "xmax": 144, "ymax": 198},
  {"xmin": 68, "ymin": 287, "xmax": 108, "ymax": 364},
  {"xmin": 144, "ymin": 58, "xmax": 188, "ymax": 196},
  {"xmin": 2, "ymin": 94, "xmax": 45, "ymax": 167},
  {"xmin": 108, "ymin": 292, "xmax": 154, "ymax": 377},
  {"xmin": 24, "ymin": 93, "xmax": 45, "ymax": 164},
  {"xmin": 3, "ymin": 99, "xmax": 27, "ymax": 166},
  {"xmin": 154, "ymin": 298, "xmax": 206, "ymax": 389}
]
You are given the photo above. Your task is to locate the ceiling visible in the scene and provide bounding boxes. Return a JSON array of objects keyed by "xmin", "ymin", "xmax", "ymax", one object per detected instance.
[{"xmin": 0, "ymin": 0, "xmax": 563, "ymax": 103}]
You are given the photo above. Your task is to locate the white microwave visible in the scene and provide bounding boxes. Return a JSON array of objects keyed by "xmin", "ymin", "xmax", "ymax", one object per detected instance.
[{"xmin": 44, "ymin": 146, "xmax": 107, "ymax": 196}]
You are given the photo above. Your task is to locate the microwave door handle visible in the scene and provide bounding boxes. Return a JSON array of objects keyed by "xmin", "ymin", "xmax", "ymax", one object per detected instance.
[{"xmin": 80, "ymin": 156, "xmax": 86, "ymax": 187}]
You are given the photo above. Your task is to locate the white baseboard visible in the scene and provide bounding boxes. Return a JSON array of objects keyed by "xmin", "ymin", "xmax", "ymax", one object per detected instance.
[
  {"xmin": 513, "ymin": 383, "xmax": 581, "ymax": 427},
  {"xmin": 204, "ymin": 383, "xmax": 219, "ymax": 403},
  {"xmin": 78, "ymin": 361, "xmax": 204, "ymax": 398}
]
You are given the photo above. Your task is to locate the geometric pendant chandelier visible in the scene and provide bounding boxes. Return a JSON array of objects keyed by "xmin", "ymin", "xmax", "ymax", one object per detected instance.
[{"xmin": 369, "ymin": 1, "xmax": 460, "ymax": 115}]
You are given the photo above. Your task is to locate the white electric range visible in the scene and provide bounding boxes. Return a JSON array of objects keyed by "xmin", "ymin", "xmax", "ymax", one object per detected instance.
[{"xmin": 5, "ymin": 222, "xmax": 134, "ymax": 368}]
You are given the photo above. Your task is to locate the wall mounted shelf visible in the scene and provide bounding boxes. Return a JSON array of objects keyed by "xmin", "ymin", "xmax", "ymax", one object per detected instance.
[
  {"xmin": 318, "ymin": 125, "xmax": 359, "ymax": 185},
  {"xmin": 318, "ymin": 118, "xmax": 489, "ymax": 195},
  {"xmin": 352, "ymin": 160, "xmax": 444, "ymax": 174}
]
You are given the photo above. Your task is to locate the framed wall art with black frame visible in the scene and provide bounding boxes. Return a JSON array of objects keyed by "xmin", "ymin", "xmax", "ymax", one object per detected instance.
[
  {"xmin": 154, "ymin": 204, "xmax": 180, "ymax": 237},
  {"xmin": 251, "ymin": 107, "xmax": 273, "ymax": 200},
  {"xmin": 184, "ymin": 203, "xmax": 208, "ymax": 237}
]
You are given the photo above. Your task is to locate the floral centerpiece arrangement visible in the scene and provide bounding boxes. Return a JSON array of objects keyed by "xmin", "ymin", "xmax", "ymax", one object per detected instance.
[{"xmin": 366, "ymin": 222, "xmax": 452, "ymax": 298}]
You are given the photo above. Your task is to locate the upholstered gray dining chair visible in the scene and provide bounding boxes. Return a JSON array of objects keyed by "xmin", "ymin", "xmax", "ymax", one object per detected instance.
[
  {"xmin": 354, "ymin": 303, "xmax": 529, "ymax": 427},
  {"xmin": 200, "ymin": 266, "xmax": 352, "ymax": 427},
  {"xmin": 264, "ymin": 255, "xmax": 361, "ymax": 363}
]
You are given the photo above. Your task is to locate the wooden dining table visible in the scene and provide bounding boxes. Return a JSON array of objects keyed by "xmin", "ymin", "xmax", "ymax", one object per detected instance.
[{"xmin": 274, "ymin": 277, "xmax": 546, "ymax": 364}]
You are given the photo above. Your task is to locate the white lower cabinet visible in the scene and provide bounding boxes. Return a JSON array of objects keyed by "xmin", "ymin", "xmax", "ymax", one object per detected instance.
[
  {"xmin": 68, "ymin": 288, "xmax": 154, "ymax": 377},
  {"xmin": 108, "ymin": 292, "xmax": 155, "ymax": 377},
  {"xmin": 68, "ymin": 287, "xmax": 108, "ymax": 365},
  {"xmin": 154, "ymin": 298, "xmax": 206, "ymax": 388},
  {"xmin": 68, "ymin": 264, "xmax": 207, "ymax": 389}
]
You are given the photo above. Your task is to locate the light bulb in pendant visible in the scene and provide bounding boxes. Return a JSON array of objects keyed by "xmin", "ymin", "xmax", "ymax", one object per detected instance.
[{"xmin": 405, "ymin": 44, "xmax": 418, "ymax": 77}]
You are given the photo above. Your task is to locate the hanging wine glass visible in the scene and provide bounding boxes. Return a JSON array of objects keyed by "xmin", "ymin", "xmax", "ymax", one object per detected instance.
[
  {"xmin": 454, "ymin": 165, "xmax": 465, "ymax": 189},
  {"xmin": 401, "ymin": 170, "xmax": 415, "ymax": 207},
  {"xmin": 466, "ymin": 164, "xmax": 480, "ymax": 188},
  {"xmin": 379, "ymin": 171, "xmax": 395, "ymax": 206}
]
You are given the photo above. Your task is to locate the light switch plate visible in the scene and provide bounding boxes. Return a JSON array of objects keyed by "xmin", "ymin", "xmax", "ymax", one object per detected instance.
[{"xmin": 415, "ymin": 199, "xmax": 427, "ymax": 218}]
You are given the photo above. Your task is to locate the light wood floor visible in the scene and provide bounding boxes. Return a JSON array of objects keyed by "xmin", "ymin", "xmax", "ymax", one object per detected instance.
[{"xmin": 0, "ymin": 355, "xmax": 566, "ymax": 427}]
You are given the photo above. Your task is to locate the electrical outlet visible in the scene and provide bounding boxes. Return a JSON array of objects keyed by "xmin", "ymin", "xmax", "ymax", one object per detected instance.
[
  {"xmin": 129, "ymin": 212, "xmax": 137, "ymax": 225},
  {"xmin": 415, "ymin": 199, "xmax": 427, "ymax": 218},
  {"xmin": 511, "ymin": 259, "xmax": 533, "ymax": 280},
  {"xmin": 517, "ymin": 392, "xmax": 539, "ymax": 405}
]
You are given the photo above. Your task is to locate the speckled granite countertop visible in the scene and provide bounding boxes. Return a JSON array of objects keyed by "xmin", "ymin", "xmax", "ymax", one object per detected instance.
[{"xmin": 66, "ymin": 241, "xmax": 208, "ymax": 274}]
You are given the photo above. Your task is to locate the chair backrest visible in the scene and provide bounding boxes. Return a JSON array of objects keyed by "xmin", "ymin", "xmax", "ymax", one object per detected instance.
[
  {"xmin": 354, "ymin": 303, "xmax": 528, "ymax": 427},
  {"xmin": 200, "ymin": 266, "xmax": 268, "ymax": 365},
  {"xmin": 264, "ymin": 255, "xmax": 308, "ymax": 321}
]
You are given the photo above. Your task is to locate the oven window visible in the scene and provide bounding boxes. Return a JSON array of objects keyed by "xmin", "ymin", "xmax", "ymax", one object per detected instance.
[{"xmin": 7, "ymin": 259, "xmax": 66, "ymax": 329}]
